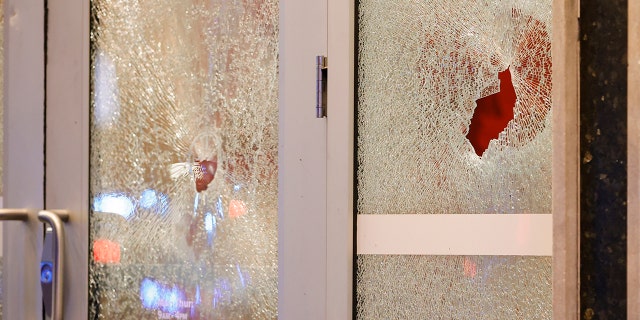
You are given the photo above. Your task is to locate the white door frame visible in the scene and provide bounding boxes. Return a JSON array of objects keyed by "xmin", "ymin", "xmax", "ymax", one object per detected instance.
[
  {"xmin": 45, "ymin": 0, "xmax": 90, "ymax": 318},
  {"xmin": 278, "ymin": 0, "xmax": 329, "ymax": 319},
  {"xmin": 551, "ymin": 0, "xmax": 580, "ymax": 318},
  {"xmin": 326, "ymin": 0, "xmax": 355, "ymax": 318},
  {"xmin": 3, "ymin": 0, "xmax": 45, "ymax": 318}
]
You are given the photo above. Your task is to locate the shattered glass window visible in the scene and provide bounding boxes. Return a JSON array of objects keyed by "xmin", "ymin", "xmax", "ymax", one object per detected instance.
[
  {"xmin": 89, "ymin": 0, "xmax": 278, "ymax": 318},
  {"xmin": 356, "ymin": 0, "xmax": 552, "ymax": 318}
]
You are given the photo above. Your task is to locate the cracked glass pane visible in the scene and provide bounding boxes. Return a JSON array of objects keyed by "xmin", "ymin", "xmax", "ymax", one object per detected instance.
[
  {"xmin": 89, "ymin": 0, "xmax": 278, "ymax": 318},
  {"xmin": 356, "ymin": 0, "xmax": 552, "ymax": 318},
  {"xmin": 357, "ymin": 255, "xmax": 552, "ymax": 319},
  {"xmin": 357, "ymin": 0, "xmax": 552, "ymax": 215}
]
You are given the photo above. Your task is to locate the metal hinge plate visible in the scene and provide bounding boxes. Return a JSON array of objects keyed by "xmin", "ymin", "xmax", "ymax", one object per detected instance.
[{"xmin": 316, "ymin": 55, "xmax": 327, "ymax": 118}]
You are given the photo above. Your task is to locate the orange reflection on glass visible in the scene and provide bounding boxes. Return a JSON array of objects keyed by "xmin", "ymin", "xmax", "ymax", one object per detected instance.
[
  {"xmin": 93, "ymin": 239, "xmax": 121, "ymax": 264},
  {"xmin": 229, "ymin": 199, "xmax": 247, "ymax": 219},
  {"xmin": 463, "ymin": 257, "xmax": 477, "ymax": 278}
]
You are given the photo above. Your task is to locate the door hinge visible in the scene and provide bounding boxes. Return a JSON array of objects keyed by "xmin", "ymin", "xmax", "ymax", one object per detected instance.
[{"xmin": 316, "ymin": 55, "xmax": 327, "ymax": 118}]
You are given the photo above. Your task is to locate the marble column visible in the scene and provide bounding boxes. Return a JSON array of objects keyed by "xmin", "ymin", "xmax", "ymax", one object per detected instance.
[{"xmin": 580, "ymin": 0, "xmax": 628, "ymax": 318}]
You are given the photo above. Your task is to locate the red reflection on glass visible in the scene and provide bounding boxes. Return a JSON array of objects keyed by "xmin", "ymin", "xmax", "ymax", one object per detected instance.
[{"xmin": 93, "ymin": 238, "xmax": 121, "ymax": 264}]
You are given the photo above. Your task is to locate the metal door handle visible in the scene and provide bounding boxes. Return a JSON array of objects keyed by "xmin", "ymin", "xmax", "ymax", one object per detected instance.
[
  {"xmin": 0, "ymin": 208, "xmax": 30, "ymax": 221},
  {"xmin": 38, "ymin": 210, "xmax": 69, "ymax": 320}
]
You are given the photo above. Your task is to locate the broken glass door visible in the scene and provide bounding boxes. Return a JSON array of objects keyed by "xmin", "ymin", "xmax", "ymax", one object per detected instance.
[
  {"xmin": 88, "ymin": 1, "xmax": 279, "ymax": 318},
  {"xmin": 3, "ymin": 0, "xmax": 330, "ymax": 316}
]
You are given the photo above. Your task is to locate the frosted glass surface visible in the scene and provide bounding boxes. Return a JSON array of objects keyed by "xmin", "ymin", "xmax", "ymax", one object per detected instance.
[
  {"xmin": 357, "ymin": 0, "xmax": 552, "ymax": 215},
  {"xmin": 90, "ymin": 0, "xmax": 278, "ymax": 318},
  {"xmin": 357, "ymin": 255, "xmax": 552, "ymax": 319}
]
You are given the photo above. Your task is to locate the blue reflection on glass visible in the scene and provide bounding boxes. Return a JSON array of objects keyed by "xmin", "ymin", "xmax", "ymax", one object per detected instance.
[
  {"xmin": 212, "ymin": 287, "xmax": 222, "ymax": 308},
  {"xmin": 236, "ymin": 264, "xmax": 246, "ymax": 288},
  {"xmin": 204, "ymin": 212, "xmax": 214, "ymax": 233},
  {"xmin": 193, "ymin": 193, "xmax": 200, "ymax": 216},
  {"xmin": 140, "ymin": 278, "xmax": 161, "ymax": 309},
  {"xmin": 140, "ymin": 278, "xmax": 192, "ymax": 315},
  {"xmin": 216, "ymin": 196, "xmax": 224, "ymax": 219},
  {"xmin": 139, "ymin": 189, "xmax": 169, "ymax": 216},
  {"xmin": 157, "ymin": 192, "xmax": 169, "ymax": 215},
  {"xmin": 93, "ymin": 193, "xmax": 135, "ymax": 220},
  {"xmin": 166, "ymin": 287, "xmax": 182, "ymax": 314},
  {"xmin": 205, "ymin": 211, "xmax": 216, "ymax": 246},
  {"xmin": 139, "ymin": 189, "xmax": 157, "ymax": 209},
  {"xmin": 212, "ymin": 279, "xmax": 232, "ymax": 308}
]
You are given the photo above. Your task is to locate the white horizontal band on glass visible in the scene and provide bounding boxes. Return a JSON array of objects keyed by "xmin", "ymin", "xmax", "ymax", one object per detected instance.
[{"xmin": 357, "ymin": 214, "xmax": 552, "ymax": 256}]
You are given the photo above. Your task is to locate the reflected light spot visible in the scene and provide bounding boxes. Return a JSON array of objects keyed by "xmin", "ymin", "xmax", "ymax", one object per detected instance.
[
  {"xmin": 93, "ymin": 50, "xmax": 120, "ymax": 127},
  {"xmin": 139, "ymin": 189, "xmax": 169, "ymax": 216},
  {"xmin": 140, "ymin": 189, "xmax": 158, "ymax": 209},
  {"xmin": 236, "ymin": 264, "xmax": 247, "ymax": 288},
  {"xmin": 140, "ymin": 279, "xmax": 189, "ymax": 314},
  {"xmin": 193, "ymin": 192, "xmax": 200, "ymax": 215},
  {"xmin": 166, "ymin": 287, "xmax": 182, "ymax": 314},
  {"xmin": 204, "ymin": 212, "xmax": 216, "ymax": 233},
  {"xmin": 212, "ymin": 278, "xmax": 232, "ymax": 308},
  {"xmin": 205, "ymin": 212, "xmax": 217, "ymax": 246},
  {"xmin": 216, "ymin": 196, "xmax": 225, "ymax": 219},
  {"xmin": 140, "ymin": 278, "xmax": 161, "ymax": 309},
  {"xmin": 463, "ymin": 257, "xmax": 477, "ymax": 278},
  {"xmin": 156, "ymin": 192, "xmax": 169, "ymax": 216},
  {"xmin": 229, "ymin": 199, "xmax": 247, "ymax": 218},
  {"xmin": 94, "ymin": 193, "xmax": 135, "ymax": 220},
  {"xmin": 93, "ymin": 239, "xmax": 121, "ymax": 264}
]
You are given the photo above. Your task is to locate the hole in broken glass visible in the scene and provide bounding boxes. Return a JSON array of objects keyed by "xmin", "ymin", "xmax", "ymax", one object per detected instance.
[{"xmin": 466, "ymin": 67, "xmax": 516, "ymax": 156}]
